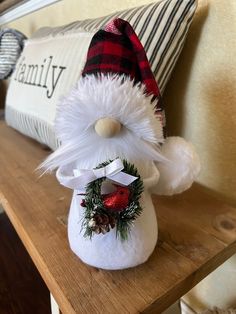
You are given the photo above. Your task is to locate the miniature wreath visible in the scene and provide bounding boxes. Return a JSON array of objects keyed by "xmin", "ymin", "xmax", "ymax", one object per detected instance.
[{"xmin": 81, "ymin": 159, "xmax": 144, "ymax": 241}]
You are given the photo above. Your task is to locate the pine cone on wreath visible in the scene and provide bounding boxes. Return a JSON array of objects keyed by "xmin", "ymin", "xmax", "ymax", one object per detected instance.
[{"xmin": 88, "ymin": 213, "xmax": 116, "ymax": 234}]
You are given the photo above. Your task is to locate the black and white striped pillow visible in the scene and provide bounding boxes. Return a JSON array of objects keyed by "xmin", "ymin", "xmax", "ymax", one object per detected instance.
[
  {"xmin": 6, "ymin": 0, "xmax": 197, "ymax": 150},
  {"xmin": 33, "ymin": 0, "xmax": 197, "ymax": 93}
]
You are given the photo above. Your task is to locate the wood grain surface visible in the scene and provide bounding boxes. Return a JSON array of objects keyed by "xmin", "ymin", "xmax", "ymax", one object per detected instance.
[{"xmin": 1, "ymin": 121, "xmax": 236, "ymax": 314}]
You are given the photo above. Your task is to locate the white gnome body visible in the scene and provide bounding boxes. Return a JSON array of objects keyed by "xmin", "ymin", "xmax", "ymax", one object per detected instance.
[
  {"xmin": 40, "ymin": 74, "xmax": 200, "ymax": 270},
  {"xmin": 67, "ymin": 161, "xmax": 160, "ymax": 269},
  {"xmin": 68, "ymin": 131, "xmax": 161, "ymax": 269},
  {"xmin": 41, "ymin": 75, "xmax": 165, "ymax": 269}
]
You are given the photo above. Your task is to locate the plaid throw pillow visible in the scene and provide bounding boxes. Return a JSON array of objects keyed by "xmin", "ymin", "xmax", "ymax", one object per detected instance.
[{"xmin": 6, "ymin": 0, "xmax": 197, "ymax": 150}]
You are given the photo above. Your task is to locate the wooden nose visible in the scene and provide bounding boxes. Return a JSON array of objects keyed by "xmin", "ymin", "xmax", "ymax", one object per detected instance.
[{"xmin": 95, "ymin": 118, "xmax": 121, "ymax": 138}]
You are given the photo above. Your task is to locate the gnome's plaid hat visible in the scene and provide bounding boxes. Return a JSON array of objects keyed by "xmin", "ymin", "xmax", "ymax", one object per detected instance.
[{"xmin": 82, "ymin": 18, "xmax": 165, "ymax": 133}]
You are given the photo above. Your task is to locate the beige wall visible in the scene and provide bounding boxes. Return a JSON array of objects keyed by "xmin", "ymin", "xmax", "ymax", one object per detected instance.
[
  {"xmin": 164, "ymin": 0, "xmax": 236, "ymax": 207},
  {"xmin": 7, "ymin": 0, "xmax": 152, "ymax": 36}
]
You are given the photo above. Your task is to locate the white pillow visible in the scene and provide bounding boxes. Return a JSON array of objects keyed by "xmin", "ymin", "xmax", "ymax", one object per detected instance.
[{"xmin": 5, "ymin": 0, "xmax": 197, "ymax": 149}]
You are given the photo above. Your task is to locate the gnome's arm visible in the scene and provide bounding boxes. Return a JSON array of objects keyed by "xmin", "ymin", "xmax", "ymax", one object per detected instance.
[{"xmin": 152, "ymin": 136, "xmax": 201, "ymax": 196}]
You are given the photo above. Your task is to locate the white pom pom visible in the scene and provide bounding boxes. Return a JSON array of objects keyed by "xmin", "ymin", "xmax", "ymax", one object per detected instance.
[{"xmin": 152, "ymin": 136, "xmax": 201, "ymax": 195}]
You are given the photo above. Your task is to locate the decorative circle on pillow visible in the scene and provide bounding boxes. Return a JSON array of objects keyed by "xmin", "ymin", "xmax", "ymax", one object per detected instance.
[{"xmin": 0, "ymin": 28, "xmax": 26, "ymax": 79}]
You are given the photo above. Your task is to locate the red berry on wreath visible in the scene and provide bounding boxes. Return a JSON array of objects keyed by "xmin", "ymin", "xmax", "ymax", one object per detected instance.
[{"xmin": 80, "ymin": 199, "xmax": 86, "ymax": 207}]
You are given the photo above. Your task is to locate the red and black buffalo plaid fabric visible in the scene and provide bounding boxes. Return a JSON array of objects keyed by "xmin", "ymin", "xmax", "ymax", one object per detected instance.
[
  {"xmin": 82, "ymin": 18, "xmax": 165, "ymax": 133},
  {"xmin": 82, "ymin": 19, "xmax": 161, "ymax": 98}
]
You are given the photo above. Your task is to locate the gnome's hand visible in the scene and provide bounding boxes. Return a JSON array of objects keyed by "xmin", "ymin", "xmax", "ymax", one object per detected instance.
[{"xmin": 152, "ymin": 137, "xmax": 201, "ymax": 196}]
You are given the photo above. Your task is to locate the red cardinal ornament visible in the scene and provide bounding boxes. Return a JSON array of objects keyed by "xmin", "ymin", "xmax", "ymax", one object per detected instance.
[{"xmin": 102, "ymin": 185, "xmax": 130, "ymax": 212}]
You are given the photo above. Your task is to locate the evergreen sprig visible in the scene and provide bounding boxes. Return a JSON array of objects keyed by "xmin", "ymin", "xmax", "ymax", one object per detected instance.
[{"xmin": 81, "ymin": 159, "xmax": 144, "ymax": 241}]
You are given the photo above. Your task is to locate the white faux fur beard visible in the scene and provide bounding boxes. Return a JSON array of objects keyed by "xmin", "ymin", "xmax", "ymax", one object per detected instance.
[
  {"xmin": 41, "ymin": 74, "xmax": 166, "ymax": 172},
  {"xmin": 39, "ymin": 73, "xmax": 201, "ymax": 196}
]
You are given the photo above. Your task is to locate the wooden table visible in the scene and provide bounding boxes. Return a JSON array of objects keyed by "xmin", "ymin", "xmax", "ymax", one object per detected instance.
[{"xmin": 1, "ymin": 121, "xmax": 236, "ymax": 314}]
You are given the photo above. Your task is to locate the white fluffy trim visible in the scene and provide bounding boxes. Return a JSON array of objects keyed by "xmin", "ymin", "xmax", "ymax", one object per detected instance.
[
  {"xmin": 57, "ymin": 73, "xmax": 164, "ymax": 145},
  {"xmin": 40, "ymin": 74, "xmax": 166, "ymax": 172},
  {"xmin": 152, "ymin": 137, "xmax": 201, "ymax": 195}
]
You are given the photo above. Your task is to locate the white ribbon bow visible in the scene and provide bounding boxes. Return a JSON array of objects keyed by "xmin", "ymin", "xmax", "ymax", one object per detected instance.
[{"xmin": 56, "ymin": 158, "xmax": 138, "ymax": 192}]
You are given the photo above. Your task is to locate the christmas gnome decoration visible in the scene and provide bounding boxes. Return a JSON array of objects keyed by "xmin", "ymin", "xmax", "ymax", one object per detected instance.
[{"xmin": 40, "ymin": 19, "xmax": 200, "ymax": 270}]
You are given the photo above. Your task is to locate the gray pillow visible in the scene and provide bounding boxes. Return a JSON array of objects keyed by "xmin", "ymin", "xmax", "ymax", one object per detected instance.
[{"xmin": 0, "ymin": 28, "xmax": 26, "ymax": 79}]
